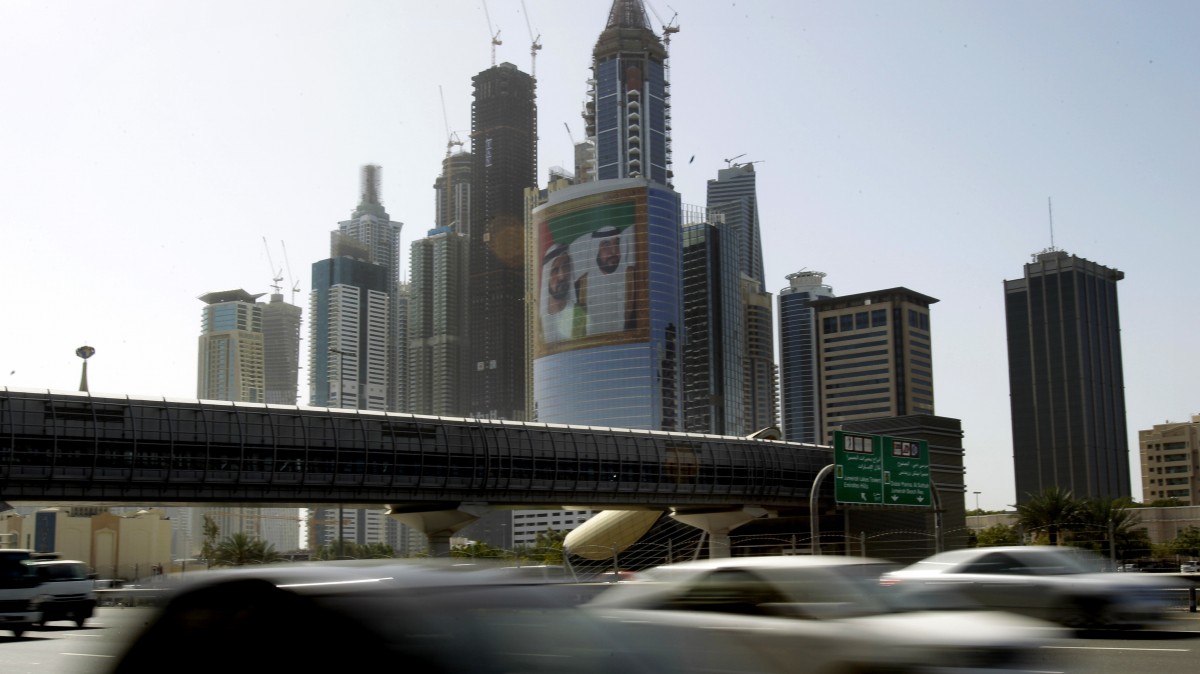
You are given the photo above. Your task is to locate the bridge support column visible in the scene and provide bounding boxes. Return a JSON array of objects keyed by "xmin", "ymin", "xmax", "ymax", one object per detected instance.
[
  {"xmin": 387, "ymin": 503, "xmax": 491, "ymax": 557},
  {"xmin": 670, "ymin": 506, "xmax": 770, "ymax": 558}
]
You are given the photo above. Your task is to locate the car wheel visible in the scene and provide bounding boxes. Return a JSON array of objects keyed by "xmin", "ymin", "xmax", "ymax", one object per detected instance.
[
  {"xmin": 11, "ymin": 628, "xmax": 25, "ymax": 638},
  {"xmin": 1061, "ymin": 598, "xmax": 1106, "ymax": 630},
  {"xmin": 75, "ymin": 618, "xmax": 87, "ymax": 627}
]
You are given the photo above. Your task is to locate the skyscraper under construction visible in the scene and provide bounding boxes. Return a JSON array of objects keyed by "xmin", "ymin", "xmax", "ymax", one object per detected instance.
[{"xmin": 466, "ymin": 62, "xmax": 537, "ymax": 420}]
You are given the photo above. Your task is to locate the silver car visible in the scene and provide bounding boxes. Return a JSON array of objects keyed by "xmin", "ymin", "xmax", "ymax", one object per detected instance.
[
  {"xmin": 584, "ymin": 555, "xmax": 1065, "ymax": 674},
  {"xmin": 880, "ymin": 546, "xmax": 1184, "ymax": 629}
]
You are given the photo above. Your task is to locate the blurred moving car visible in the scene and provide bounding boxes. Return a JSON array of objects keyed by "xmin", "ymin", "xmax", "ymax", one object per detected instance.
[
  {"xmin": 880, "ymin": 546, "xmax": 1184, "ymax": 629},
  {"xmin": 1181, "ymin": 561, "xmax": 1199, "ymax": 573},
  {"xmin": 583, "ymin": 555, "xmax": 1064, "ymax": 674},
  {"xmin": 108, "ymin": 559, "xmax": 702, "ymax": 674}
]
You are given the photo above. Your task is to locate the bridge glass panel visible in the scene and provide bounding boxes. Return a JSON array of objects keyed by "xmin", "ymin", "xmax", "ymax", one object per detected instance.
[
  {"xmin": 128, "ymin": 403, "xmax": 169, "ymax": 475},
  {"xmin": 272, "ymin": 413, "xmax": 307, "ymax": 477},
  {"xmin": 332, "ymin": 416, "xmax": 365, "ymax": 481},
  {"xmin": 304, "ymin": 416, "xmax": 337, "ymax": 481},
  {"xmin": 548, "ymin": 430, "xmax": 579, "ymax": 490},
  {"xmin": 572, "ymin": 433, "xmax": 600, "ymax": 489},
  {"xmin": 238, "ymin": 411, "xmax": 275, "ymax": 475}
]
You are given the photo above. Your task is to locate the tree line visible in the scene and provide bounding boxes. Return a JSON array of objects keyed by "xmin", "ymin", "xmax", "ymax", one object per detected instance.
[{"xmin": 972, "ymin": 486, "xmax": 1200, "ymax": 561}]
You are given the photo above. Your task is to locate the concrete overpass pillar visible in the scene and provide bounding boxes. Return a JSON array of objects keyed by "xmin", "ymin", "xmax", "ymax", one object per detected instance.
[
  {"xmin": 387, "ymin": 503, "xmax": 491, "ymax": 557},
  {"xmin": 670, "ymin": 506, "xmax": 770, "ymax": 558}
]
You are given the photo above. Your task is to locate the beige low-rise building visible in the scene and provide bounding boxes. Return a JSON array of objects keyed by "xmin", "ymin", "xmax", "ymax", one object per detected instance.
[
  {"xmin": 1140, "ymin": 415, "xmax": 1200, "ymax": 505},
  {"xmin": 0, "ymin": 506, "xmax": 172, "ymax": 581}
]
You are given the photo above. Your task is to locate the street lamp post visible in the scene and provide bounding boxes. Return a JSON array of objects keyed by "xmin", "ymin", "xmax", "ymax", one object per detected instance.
[{"xmin": 328, "ymin": 347, "xmax": 349, "ymax": 547}]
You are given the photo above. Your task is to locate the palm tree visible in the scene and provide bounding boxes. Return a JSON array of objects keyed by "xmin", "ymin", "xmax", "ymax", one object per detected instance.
[
  {"xmin": 1014, "ymin": 487, "xmax": 1080, "ymax": 545},
  {"xmin": 210, "ymin": 532, "xmax": 283, "ymax": 567}
]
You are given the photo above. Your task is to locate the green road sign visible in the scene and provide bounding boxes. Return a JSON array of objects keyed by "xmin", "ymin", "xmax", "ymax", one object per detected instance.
[
  {"xmin": 881, "ymin": 436, "xmax": 932, "ymax": 506},
  {"xmin": 833, "ymin": 431, "xmax": 883, "ymax": 504},
  {"xmin": 834, "ymin": 431, "xmax": 931, "ymax": 507}
]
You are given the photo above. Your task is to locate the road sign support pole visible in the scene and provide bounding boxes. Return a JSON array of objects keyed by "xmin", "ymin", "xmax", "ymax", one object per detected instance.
[{"xmin": 810, "ymin": 464, "xmax": 835, "ymax": 556}]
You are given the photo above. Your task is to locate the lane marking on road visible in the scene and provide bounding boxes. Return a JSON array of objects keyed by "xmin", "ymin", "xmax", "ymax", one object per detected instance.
[
  {"xmin": 63, "ymin": 653, "xmax": 115, "ymax": 658},
  {"xmin": 1042, "ymin": 646, "xmax": 1190, "ymax": 652}
]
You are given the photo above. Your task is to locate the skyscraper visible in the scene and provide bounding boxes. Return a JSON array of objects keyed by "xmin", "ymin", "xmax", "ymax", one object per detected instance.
[
  {"xmin": 196, "ymin": 290, "xmax": 300, "ymax": 553},
  {"xmin": 681, "ymin": 208, "xmax": 744, "ymax": 435},
  {"xmin": 704, "ymin": 163, "xmax": 776, "ymax": 434},
  {"xmin": 1005, "ymin": 250, "xmax": 1130, "ymax": 502},
  {"xmin": 812, "ymin": 287, "xmax": 938, "ymax": 442},
  {"xmin": 197, "ymin": 289, "xmax": 265, "ymax": 403},
  {"xmin": 778, "ymin": 271, "xmax": 835, "ymax": 443},
  {"xmin": 408, "ymin": 226, "xmax": 468, "ymax": 416},
  {"xmin": 309, "ymin": 166, "xmax": 402, "ymax": 411},
  {"xmin": 531, "ymin": 178, "xmax": 682, "ymax": 429},
  {"xmin": 742, "ymin": 278, "xmax": 777, "ymax": 433},
  {"xmin": 434, "ymin": 149, "xmax": 472, "ymax": 235},
  {"xmin": 583, "ymin": 0, "xmax": 673, "ymax": 186},
  {"xmin": 261, "ymin": 291, "xmax": 302, "ymax": 405},
  {"xmin": 467, "ymin": 62, "xmax": 536, "ymax": 420},
  {"xmin": 706, "ymin": 164, "xmax": 764, "ymax": 284}
]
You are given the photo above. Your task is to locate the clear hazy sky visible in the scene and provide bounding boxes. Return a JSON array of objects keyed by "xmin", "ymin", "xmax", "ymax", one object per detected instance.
[{"xmin": 1, "ymin": 1, "xmax": 1196, "ymax": 511}]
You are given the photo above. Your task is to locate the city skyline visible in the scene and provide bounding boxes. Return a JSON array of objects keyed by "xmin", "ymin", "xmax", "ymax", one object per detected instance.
[{"xmin": 2, "ymin": 0, "xmax": 1197, "ymax": 510}]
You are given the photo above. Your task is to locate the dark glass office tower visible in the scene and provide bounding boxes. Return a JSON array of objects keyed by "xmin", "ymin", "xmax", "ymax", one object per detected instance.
[
  {"xmin": 1005, "ymin": 250, "xmax": 1130, "ymax": 502},
  {"xmin": 778, "ymin": 271, "xmax": 834, "ymax": 443},
  {"xmin": 467, "ymin": 62, "xmax": 536, "ymax": 420},
  {"xmin": 583, "ymin": 0, "xmax": 672, "ymax": 186}
]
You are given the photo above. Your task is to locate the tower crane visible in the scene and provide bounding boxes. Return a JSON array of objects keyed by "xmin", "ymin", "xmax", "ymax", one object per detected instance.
[
  {"xmin": 483, "ymin": 0, "xmax": 502, "ymax": 67},
  {"xmin": 261, "ymin": 237, "xmax": 283, "ymax": 294},
  {"xmin": 521, "ymin": 0, "xmax": 542, "ymax": 78},
  {"xmin": 281, "ymin": 240, "xmax": 300, "ymax": 303},
  {"xmin": 439, "ymin": 85, "xmax": 463, "ymax": 157},
  {"xmin": 646, "ymin": 3, "xmax": 680, "ymax": 49}
]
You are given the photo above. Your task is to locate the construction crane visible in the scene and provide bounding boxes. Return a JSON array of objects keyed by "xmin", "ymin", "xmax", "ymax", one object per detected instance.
[
  {"xmin": 261, "ymin": 237, "xmax": 283, "ymax": 294},
  {"xmin": 521, "ymin": 0, "xmax": 542, "ymax": 78},
  {"xmin": 723, "ymin": 153, "xmax": 746, "ymax": 167},
  {"xmin": 281, "ymin": 240, "xmax": 300, "ymax": 303},
  {"xmin": 439, "ymin": 85, "xmax": 463, "ymax": 157},
  {"xmin": 483, "ymin": 0, "xmax": 502, "ymax": 67},
  {"xmin": 646, "ymin": 2, "xmax": 680, "ymax": 48}
]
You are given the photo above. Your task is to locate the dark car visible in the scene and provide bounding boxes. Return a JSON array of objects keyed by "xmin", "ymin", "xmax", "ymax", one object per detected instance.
[{"xmin": 108, "ymin": 559, "xmax": 692, "ymax": 674}]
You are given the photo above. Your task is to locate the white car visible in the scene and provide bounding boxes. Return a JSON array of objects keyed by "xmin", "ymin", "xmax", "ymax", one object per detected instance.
[
  {"xmin": 881, "ymin": 546, "xmax": 1184, "ymax": 629},
  {"xmin": 1181, "ymin": 561, "xmax": 1199, "ymax": 573},
  {"xmin": 583, "ymin": 555, "xmax": 1065, "ymax": 674}
]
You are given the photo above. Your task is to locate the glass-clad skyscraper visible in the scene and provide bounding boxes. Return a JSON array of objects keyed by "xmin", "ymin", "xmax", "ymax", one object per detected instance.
[
  {"xmin": 583, "ymin": 0, "xmax": 672, "ymax": 186},
  {"xmin": 531, "ymin": 178, "xmax": 682, "ymax": 429},
  {"xmin": 778, "ymin": 271, "xmax": 834, "ymax": 443},
  {"xmin": 1005, "ymin": 250, "xmax": 1130, "ymax": 502},
  {"xmin": 681, "ymin": 211, "xmax": 744, "ymax": 435}
]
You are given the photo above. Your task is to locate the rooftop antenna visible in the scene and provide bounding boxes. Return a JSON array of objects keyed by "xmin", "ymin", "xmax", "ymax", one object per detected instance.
[
  {"xmin": 262, "ymin": 236, "xmax": 284, "ymax": 294},
  {"xmin": 483, "ymin": 0, "xmax": 501, "ymax": 67},
  {"xmin": 281, "ymin": 240, "xmax": 300, "ymax": 303},
  {"xmin": 521, "ymin": 0, "xmax": 542, "ymax": 78},
  {"xmin": 1048, "ymin": 197, "xmax": 1056, "ymax": 251},
  {"xmin": 438, "ymin": 85, "xmax": 463, "ymax": 157}
]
